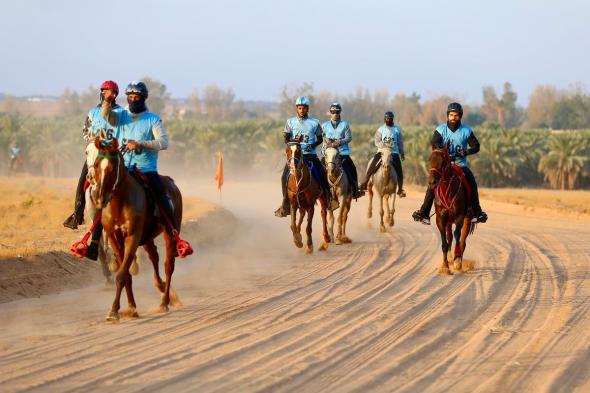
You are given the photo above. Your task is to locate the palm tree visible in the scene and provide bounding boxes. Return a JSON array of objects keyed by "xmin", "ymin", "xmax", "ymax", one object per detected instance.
[
  {"xmin": 471, "ymin": 138, "xmax": 516, "ymax": 187},
  {"xmin": 538, "ymin": 133, "xmax": 589, "ymax": 189}
]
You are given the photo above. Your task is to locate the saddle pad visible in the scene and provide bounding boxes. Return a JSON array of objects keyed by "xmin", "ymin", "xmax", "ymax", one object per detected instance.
[{"xmin": 451, "ymin": 164, "xmax": 471, "ymax": 201}]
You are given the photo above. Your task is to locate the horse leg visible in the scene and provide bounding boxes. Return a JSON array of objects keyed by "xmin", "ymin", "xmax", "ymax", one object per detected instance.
[
  {"xmin": 295, "ymin": 208, "xmax": 305, "ymax": 248},
  {"xmin": 367, "ymin": 184, "xmax": 373, "ymax": 218},
  {"xmin": 384, "ymin": 194, "xmax": 393, "ymax": 226},
  {"xmin": 445, "ymin": 224, "xmax": 453, "ymax": 261},
  {"xmin": 379, "ymin": 195, "xmax": 386, "ymax": 232},
  {"xmin": 304, "ymin": 207, "xmax": 314, "ymax": 254},
  {"xmin": 291, "ymin": 203, "xmax": 303, "ymax": 248},
  {"xmin": 459, "ymin": 217, "xmax": 474, "ymax": 271},
  {"xmin": 438, "ymin": 220, "xmax": 452, "ymax": 275},
  {"xmin": 390, "ymin": 193, "xmax": 396, "ymax": 227},
  {"xmin": 453, "ymin": 222, "xmax": 464, "ymax": 272},
  {"xmin": 144, "ymin": 240, "xmax": 165, "ymax": 293},
  {"xmin": 318, "ymin": 198, "xmax": 329, "ymax": 251},
  {"xmin": 341, "ymin": 197, "xmax": 352, "ymax": 243},
  {"xmin": 160, "ymin": 231, "xmax": 179, "ymax": 312},
  {"xmin": 107, "ymin": 235, "xmax": 138, "ymax": 321},
  {"xmin": 328, "ymin": 204, "xmax": 335, "ymax": 244},
  {"xmin": 98, "ymin": 237, "xmax": 113, "ymax": 287},
  {"xmin": 122, "ymin": 275, "xmax": 139, "ymax": 319}
]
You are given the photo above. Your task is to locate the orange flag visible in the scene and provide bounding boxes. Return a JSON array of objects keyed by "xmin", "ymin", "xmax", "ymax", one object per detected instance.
[{"xmin": 215, "ymin": 152, "xmax": 224, "ymax": 191}]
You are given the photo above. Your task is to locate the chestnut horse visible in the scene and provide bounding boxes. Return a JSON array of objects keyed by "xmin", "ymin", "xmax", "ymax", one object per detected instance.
[
  {"xmin": 286, "ymin": 142, "xmax": 330, "ymax": 254},
  {"xmin": 428, "ymin": 145, "xmax": 475, "ymax": 275},
  {"xmin": 89, "ymin": 137, "xmax": 183, "ymax": 321}
]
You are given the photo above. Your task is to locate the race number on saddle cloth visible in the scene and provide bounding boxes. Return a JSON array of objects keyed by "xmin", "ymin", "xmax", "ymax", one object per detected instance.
[
  {"xmin": 284, "ymin": 116, "xmax": 323, "ymax": 155},
  {"xmin": 321, "ymin": 120, "xmax": 351, "ymax": 156},
  {"xmin": 376, "ymin": 123, "xmax": 403, "ymax": 154},
  {"xmin": 434, "ymin": 124, "xmax": 473, "ymax": 167}
]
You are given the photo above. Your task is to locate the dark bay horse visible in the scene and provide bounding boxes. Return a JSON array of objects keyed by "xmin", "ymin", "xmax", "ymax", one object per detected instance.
[
  {"xmin": 90, "ymin": 137, "xmax": 183, "ymax": 321},
  {"xmin": 286, "ymin": 142, "xmax": 330, "ymax": 254},
  {"xmin": 429, "ymin": 145, "xmax": 475, "ymax": 275}
]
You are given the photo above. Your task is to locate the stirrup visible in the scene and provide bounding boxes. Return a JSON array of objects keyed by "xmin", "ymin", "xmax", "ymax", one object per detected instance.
[{"xmin": 274, "ymin": 205, "xmax": 289, "ymax": 218}]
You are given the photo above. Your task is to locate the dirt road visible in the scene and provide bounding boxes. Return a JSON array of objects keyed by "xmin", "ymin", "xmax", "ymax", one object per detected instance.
[{"xmin": 1, "ymin": 180, "xmax": 589, "ymax": 392}]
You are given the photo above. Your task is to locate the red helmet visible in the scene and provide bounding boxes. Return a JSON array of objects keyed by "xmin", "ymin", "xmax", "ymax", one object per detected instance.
[{"xmin": 100, "ymin": 80, "xmax": 119, "ymax": 95}]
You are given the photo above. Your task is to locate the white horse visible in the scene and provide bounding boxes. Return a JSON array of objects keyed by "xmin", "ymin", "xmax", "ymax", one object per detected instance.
[
  {"xmin": 367, "ymin": 148, "xmax": 398, "ymax": 232},
  {"xmin": 324, "ymin": 147, "xmax": 353, "ymax": 244}
]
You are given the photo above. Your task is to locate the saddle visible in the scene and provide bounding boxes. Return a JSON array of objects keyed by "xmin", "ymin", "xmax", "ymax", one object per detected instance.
[{"xmin": 450, "ymin": 164, "xmax": 472, "ymax": 202}]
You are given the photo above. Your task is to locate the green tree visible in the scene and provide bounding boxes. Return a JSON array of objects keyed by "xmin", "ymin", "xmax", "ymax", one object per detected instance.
[
  {"xmin": 142, "ymin": 77, "xmax": 171, "ymax": 115},
  {"xmin": 538, "ymin": 133, "xmax": 588, "ymax": 189}
]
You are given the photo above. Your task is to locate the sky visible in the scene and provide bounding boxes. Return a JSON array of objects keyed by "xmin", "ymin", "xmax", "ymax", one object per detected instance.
[{"xmin": 1, "ymin": 0, "xmax": 588, "ymax": 104}]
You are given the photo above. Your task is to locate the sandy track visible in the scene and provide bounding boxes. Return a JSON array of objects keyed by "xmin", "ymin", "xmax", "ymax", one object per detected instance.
[{"xmin": 0, "ymin": 180, "xmax": 589, "ymax": 392}]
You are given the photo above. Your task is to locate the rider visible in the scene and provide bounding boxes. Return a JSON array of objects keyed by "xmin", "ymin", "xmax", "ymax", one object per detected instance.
[
  {"xmin": 274, "ymin": 96, "xmax": 336, "ymax": 217},
  {"xmin": 102, "ymin": 81, "xmax": 180, "ymax": 248},
  {"xmin": 321, "ymin": 102, "xmax": 363, "ymax": 198},
  {"xmin": 9, "ymin": 142, "xmax": 21, "ymax": 169},
  {"xmin": 63, "ymin": 80, "xmax": 122, "ymax": 236},
  {"xmin": 359, "ymin": 111, "xmax": 406, "ymax": 197},
  {"xmin": 411, "ymin": 102, "xmax": 488, "ymax": 225}
]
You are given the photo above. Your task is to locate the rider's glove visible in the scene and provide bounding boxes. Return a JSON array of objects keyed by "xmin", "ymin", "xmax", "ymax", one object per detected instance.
[
  {"xmin": 456, "ymin": 149, "xmax": 466, "ymax": 158},
  {"xmin": 303, "ymin": 145, "xmax": 313, "ymax": 153}
]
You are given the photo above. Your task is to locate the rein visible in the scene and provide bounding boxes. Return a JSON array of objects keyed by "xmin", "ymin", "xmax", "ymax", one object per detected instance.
[
  {"xmin": 288, "ymin": 154, "xmax": 313, "ymax": 207},
  {"xmin": 96, "ymin": 151, "xmax": 123, "ymax": 199},
  {"xmin": 430, "ymin": 150, "xmax": 463, "ymax": 213}
]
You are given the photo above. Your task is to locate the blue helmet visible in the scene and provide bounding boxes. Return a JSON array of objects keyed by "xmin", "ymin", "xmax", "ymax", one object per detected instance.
[
  {"xmin": 295, "ymin": 96, "xmax": 310, "ymax": 107},
  {"xmin": 125, "ymin": 81, "xmax": 149, "ymax": 98}
]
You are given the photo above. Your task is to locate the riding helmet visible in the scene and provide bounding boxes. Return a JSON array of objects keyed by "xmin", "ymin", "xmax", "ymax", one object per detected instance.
[
  {"xmin": 446, "ymin": 102, "xmax": 463, "ymax": 115},
  {"xmin": 295, "ymin": 96, "xmax": 310, "ymax": 107},
  {"xmin": 100, "ymin": 80, "xmax": 119, "ymax": 95},
  {"xmin": 125, "ymin": 81, "xmax": 149, "ymax": 98}
]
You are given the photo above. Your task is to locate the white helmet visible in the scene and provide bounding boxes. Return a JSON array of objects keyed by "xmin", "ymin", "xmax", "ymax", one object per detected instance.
[{"xmin": 295, "ymin": 96, "xmax": 310, "ymax": 106}]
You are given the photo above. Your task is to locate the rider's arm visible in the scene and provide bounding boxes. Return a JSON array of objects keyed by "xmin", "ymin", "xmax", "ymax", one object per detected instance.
[
  {"xmin": 398, "ymin": 130, "xmax": 405, "ymax": 156},
  {"xmin": 338, "ymin": 123, "xmax": 352, "ymax": 146},
  {"xmin": 283, "ymin": 121, "xmax": 292, "ymax": 144},
  {"xmin": 101, "ymin": 101, "xmax": 120, "ymax": 127},
  {"xmin": 138, "ymin": 120, "xmax": 169, "ymax": 151},
  {"xmin": 465, "ymin": 133, "xmax": 480, "ymax": 155},
  {"xmin": 82, "ymin": 115, "xmax": 92, "ymax": 142},
  {"xmin": 374, "ymin": 129, "xmax": 384, "ymax": 148}
]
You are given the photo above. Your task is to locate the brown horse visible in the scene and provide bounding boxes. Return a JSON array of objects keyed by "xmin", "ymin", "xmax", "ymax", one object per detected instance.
[
  {"xmin": 286, "ymin": 142, "xmax": 330, "ymax": 254},
  {"xmin": 428, "ymin": 145, "xmax": 475, "ymax": 275},
  {"xmin": 90, "ymin": 137, "xmax": 183, "ymax": 321}
]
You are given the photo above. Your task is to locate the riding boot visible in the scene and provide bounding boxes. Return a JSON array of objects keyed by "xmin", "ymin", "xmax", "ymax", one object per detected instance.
[
  {"xmin": 412, "ymin": 188, "xmax": 434, "ymax": 225},
  {"xmin": 64, "ymin": 162, "xmax": 88, "ymax": 229},
  {"xmin": 85, "ymin": 221, "xmax": 102, "ymax": 261},
  {"xmin": 275, "ymin": 165, "xmax": 290, "ymax": 217},
  {"xmin": 392, "ymin": 154, "xmax": 406, "ymax": 197},
  {"xmin": 360, "ymin": 153, "xmax": 380, "ymax": 191}
]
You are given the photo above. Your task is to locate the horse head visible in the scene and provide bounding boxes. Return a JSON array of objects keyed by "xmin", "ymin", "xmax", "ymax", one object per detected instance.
[
  {"xmin": 91, "ymin": 137, "xmax": 122, "ymax": 208},
  {"xmin": 324, "ymin": 146, "xmax": 341, "ymax": 180},
  {"xmin": 286, "ymin": 142, "xmax": 303, "ymax": 175},
  {"xmin": 378, "ymin": 147, "xmax": 393, "ymax": 178},
  {"xmin": 428, "ymin": 145, "xmax": 451, "ymax": 189}
]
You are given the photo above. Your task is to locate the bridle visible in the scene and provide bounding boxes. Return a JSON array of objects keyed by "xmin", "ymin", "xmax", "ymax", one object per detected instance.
[
  {"xmin": 429, "ymin": 149, "xmax": 462, "ymax": 212},
  {"xmin": 325, "ymin": 148, "xmax": 343, "ymax": 187},
  {"xmin": 287, "ymin": 143, "xmax": 312, "ymax": 206},
  {"xmin": 93, "ymin": 150, "xmax": 123, "ymax": 205}
]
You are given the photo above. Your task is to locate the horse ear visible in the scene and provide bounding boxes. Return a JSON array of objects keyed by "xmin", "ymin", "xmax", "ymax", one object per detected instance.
[
  {"xmin": 94, "ymin": 136, "xmax": 101, "ymax": 149},
  {"xmin": 111, "ymin": 138, "xmax": 119, "ymax": 150}
]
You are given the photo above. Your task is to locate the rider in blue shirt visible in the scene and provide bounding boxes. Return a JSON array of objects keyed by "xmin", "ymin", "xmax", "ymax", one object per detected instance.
[
  {"xmin": 102, "ymin": 81, "xmax": 178, "ymax": 243},
  {"xmin": 63, "ymin": 81, "xmax": 122, "ymax": 235},
  {"xmin": 412, "ymin": 102, "xmax": 488, "ymax": 225},
  {"xmin": 274, "ymin": 96, "xmax": 336, "ymax": 217},
  {"xmin": 360, "ymin": 111, "xmax": 406, "ymax": 197},
  {"xmin": 321, "ymin": 102, "xmax": 362, "ymax": 198}
]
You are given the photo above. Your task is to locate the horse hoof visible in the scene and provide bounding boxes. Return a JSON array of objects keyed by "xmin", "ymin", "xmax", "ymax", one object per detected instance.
[
  {"xmin": 380, "ymin": 226, "xmax": 386, "ymax": 233},
  {"xmin": 156, "ymin": 305, "xmax": 169, "ymax": 313},
  {"xmin": 129, "ymin": 258, "xmax": 139, "ymax": 276},
  {"xmin": 294, "ymin": 240, "xmax": 303, "ymax": 248},
  {"xmin": 453, "ymin": 261, "xmax": 463, "ymax": 271},
  {"xmin": 106, "ymin": 311, "xmax": 120, "ymax": 322},
  {"xmin": 335, "ymin": 238, "xmax": 342, "ymax": 245},
  {"xmin": 121, "ymin": 309, "xmax": 140, "ymax": 319},
  {"xmin": 304, "ymin": 246, "xmax": 313, "ymax": 254},
  {"xmin": 318, "ymin": 242, "xmax": 328, "ymax": 251},
  {"xmin": 108, "ymin": 259, "xmax": 118, "ymax": 273},
  {"xmin": 438, "ymin": 267, "xmax": 453, "ymax": 276},
  {"xmin": 342, "ymin": 237, "xmax": 352, "ymax": 243}
]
